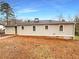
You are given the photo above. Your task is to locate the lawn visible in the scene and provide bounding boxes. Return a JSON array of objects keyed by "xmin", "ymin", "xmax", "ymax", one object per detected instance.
[
  {"xmin": 0, "ymin": 36, "xmax": 79, "ymax": 59},
  {"xmin": 75, "ymin": 36, "xmax": 79, "ymax": 40}
]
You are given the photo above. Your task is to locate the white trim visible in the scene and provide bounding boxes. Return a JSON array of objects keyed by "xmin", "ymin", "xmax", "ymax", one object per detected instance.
[
  {"xmin": 51, "ymin": 35, "xmax": 73, "ymax": 36},
  {"xmin": 74, "ymin": 23, "xmax": 76, "ymax": 37},
  {"xmin": 18, "ymin": 34, "xmax": 73, "ymax": 37}
]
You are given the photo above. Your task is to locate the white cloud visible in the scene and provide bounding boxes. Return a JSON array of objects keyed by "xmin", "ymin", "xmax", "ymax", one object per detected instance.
[
  {"xmin": 42, "ymin": 0, "xmax": 72, "ymax": 4},
  {"xmin": 16, "ymin": 16, "xmax": 27, "ymax": 19},
  {"xmin": 16, "ymin": 8, "xmax": 38, "ymax": 14}
]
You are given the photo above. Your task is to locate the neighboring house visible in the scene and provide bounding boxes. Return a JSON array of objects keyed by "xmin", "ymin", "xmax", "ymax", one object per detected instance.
[
  {"xmin": 5, "ymin": 20, "xmax": 75, "ymax": 39},
  {"xmin": 0, "ymin": 25, "xmax": 5, "ymax": 30},
  {"xmin": 0, "ymin": 24, "xmax": 5, "ymax": 34}
]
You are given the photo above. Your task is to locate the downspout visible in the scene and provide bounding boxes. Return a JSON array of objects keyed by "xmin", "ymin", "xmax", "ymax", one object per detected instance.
[{"xmin": 73, "ymin": 22, "xmax": 76, "ymax": 39}]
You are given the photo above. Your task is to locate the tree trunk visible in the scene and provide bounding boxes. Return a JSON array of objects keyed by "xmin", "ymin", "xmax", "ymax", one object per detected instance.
[{"xmin": 6, "ymin": 12, "xmax": 8, "ymax": 25}]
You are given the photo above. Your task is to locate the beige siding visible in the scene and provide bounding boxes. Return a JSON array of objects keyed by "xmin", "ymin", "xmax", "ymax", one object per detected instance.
[
  {"xmin": 5, "ymin": 27, "xmax": 15, "ymax": 34},
  {"xmin": 17, "ymin": 24, "xmax": 74, "ymax": 37}
]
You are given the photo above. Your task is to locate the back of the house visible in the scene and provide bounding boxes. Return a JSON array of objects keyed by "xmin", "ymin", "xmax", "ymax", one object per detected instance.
[{"xmin": 5, "ymin": 20, "xmax": 75, "ymax": 39}]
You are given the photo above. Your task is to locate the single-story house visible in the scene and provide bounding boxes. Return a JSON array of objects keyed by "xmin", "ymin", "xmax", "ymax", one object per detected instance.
[{"xmin": 5, "ymin": 20, "xmax": 75, "ymax": 39}]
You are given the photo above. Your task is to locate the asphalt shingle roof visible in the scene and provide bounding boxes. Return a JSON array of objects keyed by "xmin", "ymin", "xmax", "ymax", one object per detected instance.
[{"xmin": 5, "ymin": 20, "xmax": 75, "ymax": 26}]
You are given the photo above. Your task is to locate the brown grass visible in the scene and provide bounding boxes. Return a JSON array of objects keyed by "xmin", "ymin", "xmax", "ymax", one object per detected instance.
[{"xmin": 0, "ymin": 36, "xmax": 79, "ymax": 59}]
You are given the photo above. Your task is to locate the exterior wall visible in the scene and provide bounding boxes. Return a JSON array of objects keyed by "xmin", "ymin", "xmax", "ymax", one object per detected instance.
[
  {"xmin": 17, "ymin": 24, "xmax": 74, "ymax": 38},
  {"xmin": 5, "ymin": 27, "xmax": 15, "ymax": 34}
]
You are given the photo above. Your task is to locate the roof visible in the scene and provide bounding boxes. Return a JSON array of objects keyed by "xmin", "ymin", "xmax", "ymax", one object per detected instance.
[
  {"xmin": 5, "ymin": 20, "xmax": 75, "ymax": 26},
  {"xmin": 17, "ymin": 20, "xmax": 74, "ymax": 26}
]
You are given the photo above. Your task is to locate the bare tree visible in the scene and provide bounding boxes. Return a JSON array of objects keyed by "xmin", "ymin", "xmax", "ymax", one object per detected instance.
[
  {"xmin": 58, "ymin": 14, "xmax": 65, "ymax": 22},
  {"xmin": 74, "ymin": 16, "xmax": 79, "ymax": 35}
]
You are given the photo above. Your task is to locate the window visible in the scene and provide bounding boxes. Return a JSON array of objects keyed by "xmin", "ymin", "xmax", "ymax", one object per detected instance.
[
  {"xmin": 22, "ymin": 26, "xmax": 24, "ymax": 30},
  {"xmin": 59, "ymin": 25, "xmax": 63, "ymax": 31},
  {"xmin": 33, "ymin": 26, "xmax": 36, "ymax": 31},
  {"xmin": 45, "ymin": 26, "xmax": 48, "ymax": 30}
]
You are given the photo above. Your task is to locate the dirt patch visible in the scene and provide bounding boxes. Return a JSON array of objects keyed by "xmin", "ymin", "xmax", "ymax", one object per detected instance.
[{"xmin": 0, "ymin": 36, "xmax": 79, "ymax": 59}]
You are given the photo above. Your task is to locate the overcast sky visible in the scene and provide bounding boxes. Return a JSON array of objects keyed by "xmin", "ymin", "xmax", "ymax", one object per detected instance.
[{"xmin": 6, "ymin": 0, "xmax": 79, "ymax": 20}]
